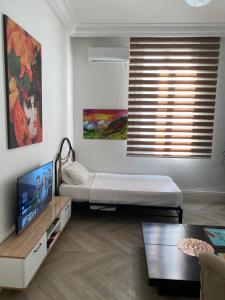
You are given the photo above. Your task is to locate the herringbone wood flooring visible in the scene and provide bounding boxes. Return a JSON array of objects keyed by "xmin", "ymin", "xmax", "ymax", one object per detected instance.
[{"xmin": 1, "ymin": 202, "xmax": 225, "ymax": 300}]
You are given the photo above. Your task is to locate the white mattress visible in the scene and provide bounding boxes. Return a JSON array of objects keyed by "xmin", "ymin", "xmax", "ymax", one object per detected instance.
[
  {"xmin": 59, "ymin": 173, "xmax": 96, "ymax": 201},
  {"xmin": 59, "ymin": 173, "xmax": 182, "ymax": 207}
]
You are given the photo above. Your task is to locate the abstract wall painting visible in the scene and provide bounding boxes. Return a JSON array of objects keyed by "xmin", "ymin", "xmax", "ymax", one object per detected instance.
[
  {"xmin": 4, "ymin": 15, "xmax": 42, "ymax": 149},
  {"xmin": 83, "ymin": 109, "xmax": 128, "ymax": 140}
]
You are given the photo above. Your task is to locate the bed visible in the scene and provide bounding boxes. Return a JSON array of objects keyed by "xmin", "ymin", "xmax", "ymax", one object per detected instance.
[{"xmin": 55, "ymin": 138, "xmax": 183, "ymax": 223}]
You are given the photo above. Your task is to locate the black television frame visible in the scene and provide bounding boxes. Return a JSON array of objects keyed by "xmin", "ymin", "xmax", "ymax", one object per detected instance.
[{"xmin": 16, "ymin": 161, "xmax": 53, "ymax": 234}]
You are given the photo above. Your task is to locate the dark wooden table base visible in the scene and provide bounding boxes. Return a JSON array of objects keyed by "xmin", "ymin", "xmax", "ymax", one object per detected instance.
[{"xmin": 150, "ymin": 279, "xmax": 200, "ymax": 297}]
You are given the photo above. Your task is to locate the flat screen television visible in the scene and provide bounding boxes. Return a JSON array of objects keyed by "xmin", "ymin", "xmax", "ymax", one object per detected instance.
[{"xmin": 16, "ymin": 161, "xmax": 53, "ymax": 234}]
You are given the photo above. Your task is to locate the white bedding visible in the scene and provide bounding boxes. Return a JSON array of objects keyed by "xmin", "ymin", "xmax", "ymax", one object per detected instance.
[
  {"xmin": 60, "ymin": 173, "xmax": 96, "ymax": 201},
  {"xmin": 59, "ymin": 173, "xmax": 182, "ymax": 207}
]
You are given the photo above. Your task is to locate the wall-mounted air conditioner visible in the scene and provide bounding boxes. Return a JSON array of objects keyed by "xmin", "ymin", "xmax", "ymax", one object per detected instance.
[{"xmin": 88, "ymin": 47, "xmax": 129, "ymax": 63}]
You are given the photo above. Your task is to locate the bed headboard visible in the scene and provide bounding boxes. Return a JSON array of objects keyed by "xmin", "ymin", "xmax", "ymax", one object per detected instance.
[{"xmin": 54, "ymin": 137, "xmax": 75, "ymax": 195}]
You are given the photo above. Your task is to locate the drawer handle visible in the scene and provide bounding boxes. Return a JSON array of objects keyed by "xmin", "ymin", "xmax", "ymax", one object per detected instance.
[
  {"xmin": 64, "ymin": 204, "xmax": 70, "ymax": 211},
  {"xmin": 34, "ymin": 243, "xmax": 42, "ymax": 253}
]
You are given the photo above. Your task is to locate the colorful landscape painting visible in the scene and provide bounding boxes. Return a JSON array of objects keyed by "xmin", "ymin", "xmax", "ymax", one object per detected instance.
[
  {"xmin": 4, "ymin": 15, "xmax": 42, "ymax": 149},
  {"xmin": 83, "ymin": 109, "xmax": 128, "ymax": 140}
]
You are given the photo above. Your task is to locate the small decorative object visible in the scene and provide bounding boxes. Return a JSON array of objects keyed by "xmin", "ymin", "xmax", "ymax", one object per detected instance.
[
  {"xmin": 4, "ymin": 15, "xmax": 42, "ymax": 149},
  {"xmin": 185, "ymin": 0, "xmax": 211, "ymax": 7},
  {"xmin": 177, "ymin": 238, "xmax": 214, "ymax": 257},
  {"xmin": 83, "ymin": 109, "xmax": 128, "ymax": 140}
]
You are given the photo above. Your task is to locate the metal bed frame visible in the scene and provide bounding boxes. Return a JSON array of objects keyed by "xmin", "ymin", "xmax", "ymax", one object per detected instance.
[{"xmin": 54, "ymin": 137, "xmax": 183, "ymax": 223}]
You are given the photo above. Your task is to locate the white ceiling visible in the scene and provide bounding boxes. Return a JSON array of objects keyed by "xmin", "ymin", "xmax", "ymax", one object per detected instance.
[
  {"xmin": 46, "ymin": 0, "xmax": 225, "ymax": 36},
  {"xmin": 71, "ymin": 0, "xmax": 225, "ymax": 24}
]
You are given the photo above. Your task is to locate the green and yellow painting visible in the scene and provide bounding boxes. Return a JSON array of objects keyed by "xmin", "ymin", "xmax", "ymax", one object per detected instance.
[{"xmin": 83, "ymin": 109, "xmax": 127, "ymax": 140}]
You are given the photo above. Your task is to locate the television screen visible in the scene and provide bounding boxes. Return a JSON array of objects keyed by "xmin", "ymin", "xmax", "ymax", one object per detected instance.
[{"xmin": 16, "ymin": 161, "xmax": 53, "ymax": 234}]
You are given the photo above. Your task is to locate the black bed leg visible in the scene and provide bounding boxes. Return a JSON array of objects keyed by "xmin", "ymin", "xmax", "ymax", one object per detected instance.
[{"xmin": 178, "ymin": 207, "xmax": 183, "ymax": 224}]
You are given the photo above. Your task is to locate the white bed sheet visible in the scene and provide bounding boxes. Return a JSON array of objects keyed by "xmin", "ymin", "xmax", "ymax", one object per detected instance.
[
  {"xmin": 59, "ymin": 173, "xmax": 182, "ymax": 207},
  {"xmin": 59, "ymin": 173, "xmax": 95, "ymax": 201}
]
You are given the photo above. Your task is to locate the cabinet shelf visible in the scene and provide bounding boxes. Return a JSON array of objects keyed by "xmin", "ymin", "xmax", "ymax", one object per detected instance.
[
  {"xmin": 47, "ymin": 231, "xmax": 61, "ymax": 253},
  {"xmin": 47, "ymin": 218, "xmax": 60, "ymax": 240}
]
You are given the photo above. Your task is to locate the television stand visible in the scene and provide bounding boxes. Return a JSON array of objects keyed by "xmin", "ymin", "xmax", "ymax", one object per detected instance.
[{"xmin": 0, "ymin": 196, "xmax": 71, "ymax": 290}]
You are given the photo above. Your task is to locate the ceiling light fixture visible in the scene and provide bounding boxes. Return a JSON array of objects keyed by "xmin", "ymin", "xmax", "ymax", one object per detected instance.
[{"xmin": 185, "ymin": 0, "xmax": 211, "ymax": 7}]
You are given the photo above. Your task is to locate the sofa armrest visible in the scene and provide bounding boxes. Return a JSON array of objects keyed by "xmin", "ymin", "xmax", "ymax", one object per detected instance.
[
  {"xmin": 199, "ymin": 252, "xmax": 225, "ymax": 300},
  {"xmin": 199, "ymin": 252, "xmax": 225, "ymax": 280}
]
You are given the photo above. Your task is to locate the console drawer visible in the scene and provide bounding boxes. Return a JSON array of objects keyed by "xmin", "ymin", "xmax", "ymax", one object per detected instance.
[
  {"xmin": 60, "ymin": 201, "xmax": 71, "ymax": 230},
  {"xmin": 24, "ymin": 233, "xmax": 47, "ymax": 287}
]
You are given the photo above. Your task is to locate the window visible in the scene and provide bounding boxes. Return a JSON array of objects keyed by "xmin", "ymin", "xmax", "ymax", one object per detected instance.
[{"xmin": 127, "ymin": 37, "xmax": 220, "ymax": 158}]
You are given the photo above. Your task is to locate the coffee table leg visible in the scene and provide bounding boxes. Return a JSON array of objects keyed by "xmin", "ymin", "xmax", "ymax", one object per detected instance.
[{"xmin": 177, "ymin": 206, "xmax": 183, "ymax": 224}]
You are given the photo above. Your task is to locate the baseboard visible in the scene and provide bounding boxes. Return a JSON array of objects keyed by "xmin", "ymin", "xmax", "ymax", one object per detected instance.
[{"xmin": 183, "ymin": 190, "xmax": 225, "ymax": 203}]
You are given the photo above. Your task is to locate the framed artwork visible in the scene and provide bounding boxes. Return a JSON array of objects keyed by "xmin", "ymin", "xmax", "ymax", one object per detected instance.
[
  {"xmin": 83, "ymin": 109, "xmax": 128, "ymax": 140},
  {"xmin": 3, "ymin": 15, "xmax": 42, "ymax": 149}
]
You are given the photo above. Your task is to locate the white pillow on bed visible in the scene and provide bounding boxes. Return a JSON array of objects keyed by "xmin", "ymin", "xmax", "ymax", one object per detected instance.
[
  {"xmin": 64, "ymin": 161, "xmax": 90, "ymax": 185},
  {"xmin": 61, "ymin": 168, "xmax": 74, "ymax": 185}
]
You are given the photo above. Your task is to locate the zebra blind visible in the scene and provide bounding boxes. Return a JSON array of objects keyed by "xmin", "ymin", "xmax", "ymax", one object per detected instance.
[{"xmin": 127, "ymin": 37, "xmax": 220, "ymax": 158}]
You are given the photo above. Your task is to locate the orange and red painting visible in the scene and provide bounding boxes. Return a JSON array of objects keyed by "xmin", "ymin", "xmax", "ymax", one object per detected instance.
[
  {"xmin": 4, "ymin": 15, "xmax": 42, "ymax": 149},
  {"xmin": 83, "ymin": 109, "xmax": 128, "ymax": 140}
]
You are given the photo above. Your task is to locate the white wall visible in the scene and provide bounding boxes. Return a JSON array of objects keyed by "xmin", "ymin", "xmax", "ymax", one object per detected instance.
[
  {"xmin": 73, "ymin": 37, "xmax": 225, "ymax": 192},
  {"xmin": 0, "ymin": 0, "xmax": 71, "ymax": 242}
]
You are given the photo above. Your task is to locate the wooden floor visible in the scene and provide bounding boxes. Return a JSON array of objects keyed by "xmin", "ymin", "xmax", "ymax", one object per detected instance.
[{"xmin": 1, "ymin": 201, "xmax": 225, "ymax": 300}]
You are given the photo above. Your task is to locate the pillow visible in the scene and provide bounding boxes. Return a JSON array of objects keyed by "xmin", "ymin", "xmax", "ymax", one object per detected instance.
[
  {"xmin": 61, "ymin": 167, "xmax": 74, "ymax": 185},
  {"xmin": 65, "ymin": 161, "xmax": 90, "ymax": 185}
]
